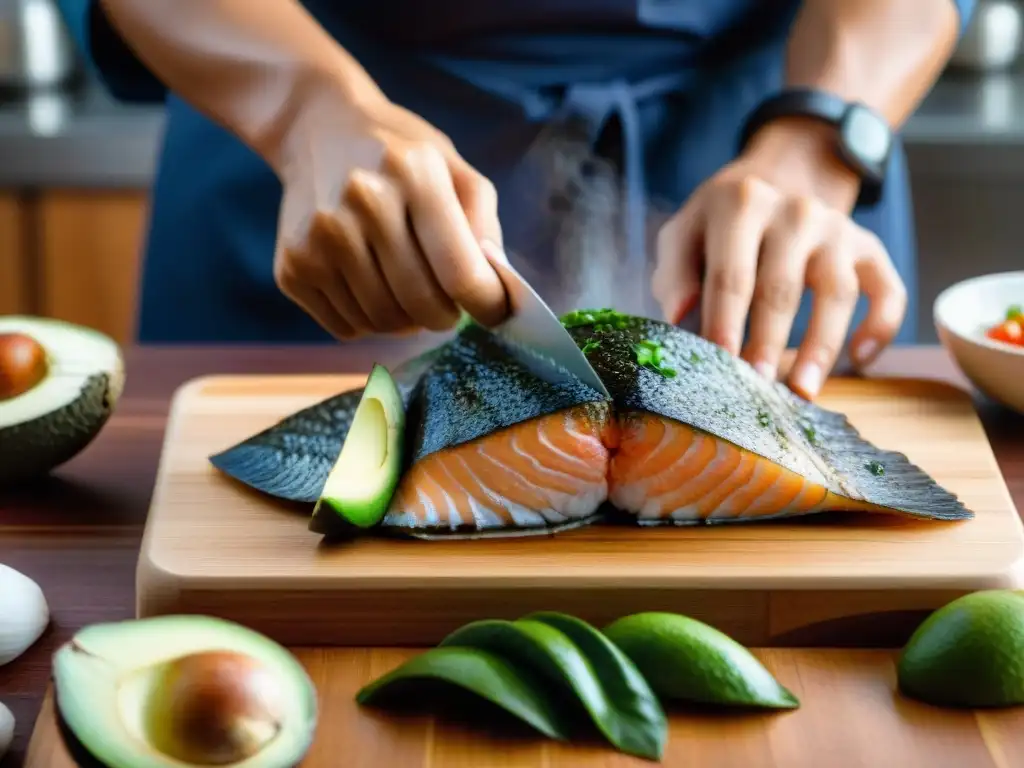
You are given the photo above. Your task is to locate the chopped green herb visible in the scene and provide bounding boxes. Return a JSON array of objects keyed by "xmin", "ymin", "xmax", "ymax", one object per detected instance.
[
  {"xmin": 865, "ymin": 460, "xmax": 885, "ymax": 476},
  {"xmin": 581, "ymin": 340, "xmax": 601, "ymax": 355},
  {"xmin": 560, "ymin": 308, "xmax": 633, "ymax": 330},
  {"xmin": 688, "ymin": 351, "xmax": 702, "ymax": 364},
  {"xmin": 1007, "ymin": 304, "xmax": 1023, "ymax": 321},
  {"xmin": 801, "ymin": 424, "xmax": 819, "ymax": 445},
  {"xmin": 633, "ymin": 339, "xmax": 676, "ymax": 378},
  {"xmin": 757, "ymin": 409, "xmax": 771, "ymax": 428}
]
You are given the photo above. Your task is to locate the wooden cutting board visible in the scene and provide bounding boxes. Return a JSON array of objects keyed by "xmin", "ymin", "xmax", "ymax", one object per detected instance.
[
  {"xmin": 25, "ymin": 647, "xmax": 1024, "ymax": 767},
  {"xmin": 135, "ymin": 374, "xmax": 1024, "ymax": 648}
]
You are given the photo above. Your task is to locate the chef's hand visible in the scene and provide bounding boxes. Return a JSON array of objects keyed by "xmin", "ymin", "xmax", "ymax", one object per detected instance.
[
  {"xmin": 653, "ymin": 117, "xmax": 907, "ymax": 399},
  {"xmin": 272, "ymin": 85, "xmax": 509, "ymax": 340}
]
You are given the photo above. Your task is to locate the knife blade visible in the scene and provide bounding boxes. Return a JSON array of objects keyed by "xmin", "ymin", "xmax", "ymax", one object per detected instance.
[{"xmin": 485, "ymin": 249, "xmax": 611, "ymax": 398}]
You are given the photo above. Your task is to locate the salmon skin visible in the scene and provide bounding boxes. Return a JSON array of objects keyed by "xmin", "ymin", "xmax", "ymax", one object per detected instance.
[
  {"xmin": 208, "ymin": 325, "xmax": 604, "ymax": 504},
  {"xmin": 209, "ymin": 312, "xmax": 972, "ymax": 538},
  {"xmin": 208, "ymin": 346, "xmax": 444, "ymax": 502}
]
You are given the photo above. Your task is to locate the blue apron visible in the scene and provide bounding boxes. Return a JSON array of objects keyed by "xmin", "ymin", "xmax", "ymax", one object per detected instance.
[{"xmin": 60, "ymin": 0, "xmax": 972, "ymax": 344}]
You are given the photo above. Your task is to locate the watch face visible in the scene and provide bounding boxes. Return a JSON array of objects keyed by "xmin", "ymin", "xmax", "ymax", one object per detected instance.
[{"xmin": 840, "ymin": 106, "xmax": 891, "ymax": 174}]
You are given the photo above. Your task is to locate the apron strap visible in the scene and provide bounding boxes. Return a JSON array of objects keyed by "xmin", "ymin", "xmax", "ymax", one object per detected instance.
[{"xmin": 558, "ymin": 73, "xmax": 693, "ymax": 286}]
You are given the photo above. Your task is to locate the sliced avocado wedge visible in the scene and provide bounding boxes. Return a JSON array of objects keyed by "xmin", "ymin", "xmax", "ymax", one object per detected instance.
[
  {"xmin": 0, "ymin": 316, "xmax": 124, "ymax": 486},
  {"xmin": 53, "ymin": 615, "xmax": 318, "ymax": 768},
  {"xmin": 309, "ymin": 363, "xmax": 405, "ymax": 535}
]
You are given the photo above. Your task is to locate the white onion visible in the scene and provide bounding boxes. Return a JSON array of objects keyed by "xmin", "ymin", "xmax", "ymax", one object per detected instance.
[
  {"xmin": 0, "ymin": 701, "xmax": 13, "ymax": 760},
  {"xmin": 0, "ymin": 564, "xmax": 49, "ymax": 666}
]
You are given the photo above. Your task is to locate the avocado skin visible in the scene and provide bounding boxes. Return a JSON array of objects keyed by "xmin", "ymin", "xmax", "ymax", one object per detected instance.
[
  {"xmin": 56, "ymin": 693, "xmax": 304, "ymax": 768},
  {"xmin": 0, "ymin": 373, "xmax": 118, "ymax": 486},
  {"xmin": 308, "ymin": 500, "xmax": 366, "ymax": 538}
]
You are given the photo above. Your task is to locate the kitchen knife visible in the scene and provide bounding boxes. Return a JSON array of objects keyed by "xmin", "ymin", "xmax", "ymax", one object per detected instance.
[{"xmin": 485, "ymin": 247, "xmax": 612, "ymax": 398}]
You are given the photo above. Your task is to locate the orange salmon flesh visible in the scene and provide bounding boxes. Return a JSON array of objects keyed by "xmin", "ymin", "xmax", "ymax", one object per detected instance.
[{"xmin": 383, "ymin": 404, "xmax": 879, "ymax": 533}]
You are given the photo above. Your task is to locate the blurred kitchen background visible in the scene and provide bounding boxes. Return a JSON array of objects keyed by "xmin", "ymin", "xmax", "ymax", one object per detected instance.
[{"xmin": 0, "ymin": 0, "xmax": 1022, "ymax": 347}]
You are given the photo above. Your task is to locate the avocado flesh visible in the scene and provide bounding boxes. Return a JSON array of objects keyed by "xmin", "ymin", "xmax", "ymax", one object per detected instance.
[
  {"xmin": 53, "ymin": 615, "xmax": 318, "ymax": 768},
  {"xmin": 0, "ymin": 316, "xmax": 124, "ymax": 485},
  {"xmin": 310, "ymin": 363, "xmax": 405, "ymax": 534}
]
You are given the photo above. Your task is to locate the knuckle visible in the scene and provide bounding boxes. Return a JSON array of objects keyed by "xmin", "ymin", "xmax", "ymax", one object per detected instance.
[
  {"xmin": 785, "ymin": 195, "xmax": 823, "ymax": 230},
  {"xmin": 726, "ymin": 174, "xmax": 773, "ymax": 209},
  {"xmin": 343, "ymin": 169, "xmax": 387, "ymax": 210},
  {"xmin": 445, "ymin": 261, "xmax": 493, "ymax": 303},
  {"xmin": 655, "ymin": 218, "xmax": 679, "ymax": 257},
  {"xmin": 273, "ymin": 257, "xmax": 300, "ymax": 293},
  {"xmin": 822, "ymin": 268, "xmax": 860, "ymax": 304},
  {"xmin": 707, "ymin": 266, "xmax": 753, "ymax": 299},
  {"xmin": 754, "ymin": 276, "xmax": 801, "ymax": 313},
  {"xmin": 384, "ymin": 139, "xmax": 444, "ymax": 179},
  {"xmin": 808, "ymin": 338, "xmax": 843, "ymax": 366},
  {"xmin": 473, "ymin": 175, "xmax": 498, "ymax": 206},
  {"xmin": 858, "ymin": 227, "xmax": 888, "ymax": 257}
]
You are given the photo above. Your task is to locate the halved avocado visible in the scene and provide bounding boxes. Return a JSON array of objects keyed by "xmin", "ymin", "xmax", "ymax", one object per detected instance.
[
  {"xmin": 53, "ymin": 615, "xmax": 318, "ymax": 768},
  {"xmin": 309, "ymin": 363, "xmax": 405, "ymax": 536},
  {"xmin": 0, "ymin": 316, "xmax": 124, "ymax": 486}
]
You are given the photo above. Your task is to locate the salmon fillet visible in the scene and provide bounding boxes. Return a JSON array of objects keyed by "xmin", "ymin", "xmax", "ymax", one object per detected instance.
[
  {"xmin": 383, "ymin": 404, "xmax": 615, "ymax": 535},
  {"xmin": 382, "ymin": 406, "xmax": 886, "ymax": 536},
  {"xmin": 609, "ymin": 411, "xmax": 874, "ymax": 525}
]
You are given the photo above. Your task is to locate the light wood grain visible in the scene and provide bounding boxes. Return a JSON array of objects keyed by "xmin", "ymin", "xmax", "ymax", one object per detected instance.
[
  {"xmin": 0, "ymin": 193, "xmax": 31, "ymax": 316},
  {"xmin": 134, "ymin": 374, "xmax": 1024, "ymax": 648},
  {"xmin": 25, "ymin": 646, "xmax": 1024, "ymax": 768},
  {"xmin": 37, "ymin": 191, "xmax": 148, "ymax": 344}
]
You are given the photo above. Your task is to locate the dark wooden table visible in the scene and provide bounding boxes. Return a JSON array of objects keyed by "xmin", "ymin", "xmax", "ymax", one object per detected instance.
[{"xmin": 1, "ymin": 343, "xmax": 1022, "ymax": 767}]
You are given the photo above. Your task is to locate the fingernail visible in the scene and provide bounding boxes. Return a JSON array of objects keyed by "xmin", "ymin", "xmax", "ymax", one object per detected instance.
[
  {"xmin": 753, "ymin": 361, "xmax": 777, "ymax": 381},
  {"xmin": 852, "ymin": 338, "xmax": 878, "ymax": 366},
  {"xmin": 480, "ymin": 239, "xmax": 509, "ymax": 264},
  {"xmin": 791, "ymin": 363, "xmax": 822, "ymax": 398}
]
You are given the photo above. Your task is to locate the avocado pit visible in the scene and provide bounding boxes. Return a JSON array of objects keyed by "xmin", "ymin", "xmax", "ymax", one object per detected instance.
[
  {"xmin": 144, "ymin": 650, "xmax": 284, "ymax": 765},
  {"xmin": 0, "ymin": 332, "xmax": 48, "ymax": 401}
]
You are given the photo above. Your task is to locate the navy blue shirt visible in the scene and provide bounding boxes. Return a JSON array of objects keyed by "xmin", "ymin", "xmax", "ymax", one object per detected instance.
[{"xmin": 59, "ymin": 0, "xmax": 975, "ymax": 343}]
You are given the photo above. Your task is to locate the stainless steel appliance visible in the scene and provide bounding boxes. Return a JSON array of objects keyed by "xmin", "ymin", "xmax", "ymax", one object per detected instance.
[
  {"xmin": 949, "ymin": 0, "xmax": 1024, "ymax": 72},
  {"xmin": 0, "ymin": 0, "xmax": 79, "ymax": 90}
]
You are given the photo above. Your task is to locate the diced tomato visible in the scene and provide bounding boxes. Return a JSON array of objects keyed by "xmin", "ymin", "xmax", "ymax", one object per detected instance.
[{"xmin": 987, "ymin": 319, "xmax": 1024, "ymax": 347}]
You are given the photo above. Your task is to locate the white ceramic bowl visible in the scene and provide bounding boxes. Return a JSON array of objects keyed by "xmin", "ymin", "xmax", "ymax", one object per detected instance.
[{"xmin": 934, "ymin": 271, "xmax": 1024, "ymax": 413}]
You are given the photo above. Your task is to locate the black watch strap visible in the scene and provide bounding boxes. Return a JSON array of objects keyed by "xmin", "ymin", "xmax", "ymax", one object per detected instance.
[{"xmin": 738, "ymin": 89, "xmax": 893, "ymax": 208}]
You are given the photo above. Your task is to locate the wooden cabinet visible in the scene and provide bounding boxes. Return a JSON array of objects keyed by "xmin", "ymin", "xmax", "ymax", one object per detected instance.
[
  {"xmin": 37, "ymin": 192, "xmax": 149, "ymax": 345},
  {"xmin": 0, "ymin": 191, "xmax": 149, "ymax": 345},
  {"xmin": 0, "ymin": 194, "xmax": 30, "ymax": 316}
]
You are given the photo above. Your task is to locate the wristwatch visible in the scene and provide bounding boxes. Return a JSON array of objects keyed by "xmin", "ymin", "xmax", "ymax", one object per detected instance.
[{"xmin": 738, "ymin": 88, "xmax": 893, "ymax": 207}]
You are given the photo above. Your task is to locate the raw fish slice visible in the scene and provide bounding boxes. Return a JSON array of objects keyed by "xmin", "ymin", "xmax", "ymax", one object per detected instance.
[
  {"xmin": 383, "ymin": 404, "xmax": 614, "ymax": 539},
  {"xmin": 567, "ymin": 316, "xmax": 970, "ymax": 522},
  {"xmin": 610, "ymin": 412, "xmax": 874, "ymax": 525}
]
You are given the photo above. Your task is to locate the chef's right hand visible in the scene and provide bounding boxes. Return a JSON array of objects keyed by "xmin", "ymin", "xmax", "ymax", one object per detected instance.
[{"xmin": 271, "ymin": 86, "xmax": 510, "ymax": 340}]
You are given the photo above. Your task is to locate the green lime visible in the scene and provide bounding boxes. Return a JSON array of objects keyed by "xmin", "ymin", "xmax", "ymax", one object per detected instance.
[
  {"xmin": 898, "ymin": 590, "xmax": 1024, "ymax": 708},
  {"xmin": 602, "ymin": 612, "xmax": 798, "ymax": 709}
]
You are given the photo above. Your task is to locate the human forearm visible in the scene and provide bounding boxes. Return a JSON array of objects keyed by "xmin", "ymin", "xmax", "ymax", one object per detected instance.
[
  {"xmin": 783, "ymin": 0, "xmax": 960, "ymax": 126},
  {"xmin": 742, "ymin": 0, "xmax": 961, "ymax": 211},
  {"xmin": 98, "ymin": 0, "xmax": 385, "ymax": 172}
]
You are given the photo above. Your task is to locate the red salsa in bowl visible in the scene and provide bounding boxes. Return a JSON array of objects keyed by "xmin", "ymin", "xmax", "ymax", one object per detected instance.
[{"xmin": 986, "ymin": 305, "xmax": 1024, "ymax": 348}]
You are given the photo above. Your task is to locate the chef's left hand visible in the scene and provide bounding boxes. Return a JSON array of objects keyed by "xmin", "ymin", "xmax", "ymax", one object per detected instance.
[{"xmin": 653, "ymin": 117, "xmax": 907, "ymax": 400}]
